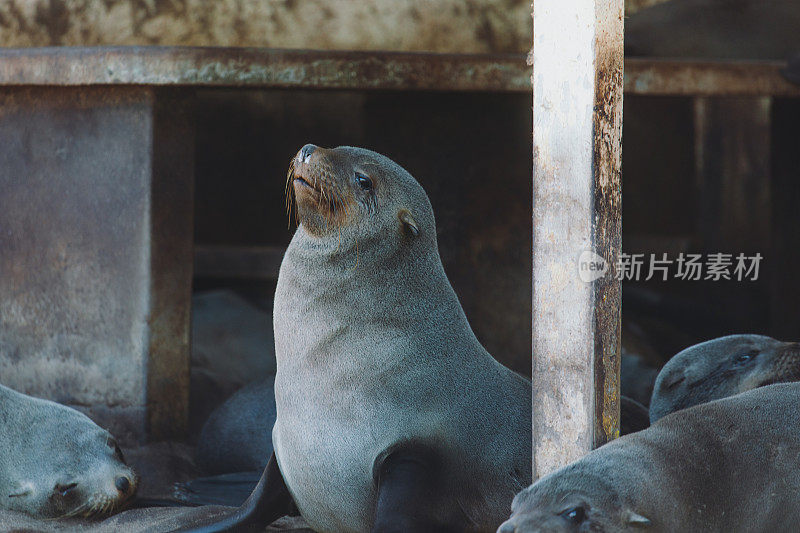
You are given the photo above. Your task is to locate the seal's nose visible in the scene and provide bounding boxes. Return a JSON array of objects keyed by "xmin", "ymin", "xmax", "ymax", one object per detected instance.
[
  {"xmin": 299, "ymin": 144, "xmax": 317, "ymax": 163},
  {"xmin": 114, "ymin": 476, "xmax": 131, "ymax": 494}
]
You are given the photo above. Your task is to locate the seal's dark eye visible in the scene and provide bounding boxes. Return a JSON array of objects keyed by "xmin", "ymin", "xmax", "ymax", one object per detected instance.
[
  {"xmin": 355, "ymin": 173, "xmax": 372, "ymax": 191},
  {"xmin": 560, "ymin": 506, "xmax": 587, "ymax": 524},
  {"xmin": 734, "ymin": 350, "xmax": 759, "ymax": 366}
]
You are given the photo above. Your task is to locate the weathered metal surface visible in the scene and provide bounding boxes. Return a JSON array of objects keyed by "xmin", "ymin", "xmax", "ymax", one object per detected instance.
[
  {"xmin": 0, "ymin": 47, "xmax": 530, "ymax": 92},
  {"xmin": 694, "ymin": 97, "xmax": 772, "ymax": 252},
  {"xmin": 147, "ymin": 90, "xmax": 195, "ymax": 441},
  {"xmin": 0, "ymin": 47, "xmax": 798, "ymax": 97},
  {"xmin": 592, "ymin": 0, "xmax": 624, "ymax": 452},
  {"xmin": 0, "ymin": 0, "xmax": 531, "ymax": 54},
  {"xmin": 626, "ymin": 59, "xmax": 800, "ymax": 97},
  {"xmin": 0, "ymin": 86, "xmax": 193, "ymax": 443},
  {"xmin": 194, "ymin": 245, "xmax": 285, "ymax": 280},
  {"xmin": 531, "ymin": 0, "xmax": 623, "ymax": 479}
]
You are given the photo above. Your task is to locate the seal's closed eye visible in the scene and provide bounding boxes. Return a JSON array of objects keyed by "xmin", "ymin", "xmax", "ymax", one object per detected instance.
[
  {"xmin": 733, "ymin": 350, "xmax": 759, "ymax": 366},
  {"xmin": 662, "ymin": 370, "xmax": 685, "ymax": 390}
]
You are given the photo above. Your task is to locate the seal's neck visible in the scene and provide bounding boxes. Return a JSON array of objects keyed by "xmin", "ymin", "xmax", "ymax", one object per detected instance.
[{"xmin": 273, "ymin": 226, "xmax": 486, "ymax": 370}]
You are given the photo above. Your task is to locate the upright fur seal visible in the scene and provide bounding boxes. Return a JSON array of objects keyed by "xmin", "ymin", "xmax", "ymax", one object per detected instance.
[
  {"xmin": 499, "ymin": 382, "xmax": 800, "ymax": 533},
  {"xmin": 0, "ymin": 383, "xmax": 138, "ymax": 518},
  {"xmin": 649, "ymin": 334, "xmax": 800, "ymax": 422},
  {"xmin": 181, "ymin": 145, "xmax": 532, "ymax": 533}
]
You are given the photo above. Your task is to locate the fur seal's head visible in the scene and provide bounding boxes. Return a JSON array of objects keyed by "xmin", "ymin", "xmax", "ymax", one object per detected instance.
[
  {"xmin": 0, "ymin": 388, "xmax": 138, "ymax": 519},
  {"xmin": 287, "ymin": 144, "xmax": 434, "ymax": 262},
  {"xmin": 498, "ymin": 463, "xmax": 652, "ymax": 533},
  {"xmin": 649, "ymin": 334, "xmax": 800, "ymax": 423}
]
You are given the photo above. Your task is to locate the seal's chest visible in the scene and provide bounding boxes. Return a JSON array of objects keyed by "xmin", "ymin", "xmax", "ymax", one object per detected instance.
[{"xmin": 273, "ymin": 409, "xmax": 388, "ymax": 533}]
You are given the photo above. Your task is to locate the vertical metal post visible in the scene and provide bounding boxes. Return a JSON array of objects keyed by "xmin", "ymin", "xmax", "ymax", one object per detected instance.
[
  {"xmin": 0, "ymin": 87, "xmax": 194, "ymax": 443},
  {"xmin": 531, "ymin": 0, "xmax": 624, "ymax": 479}
]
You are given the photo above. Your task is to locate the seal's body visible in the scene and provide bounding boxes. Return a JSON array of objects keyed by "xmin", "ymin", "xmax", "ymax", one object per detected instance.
[
  {"xmin": 179, "ymin": 145, "xmax": 531, "ymax": 533},
  {"xmin": 0, "ymin": 383, "xmax": 137, "ymax": 518},
  {"xmin": 500, "ymin": 382, "xmax": 800, "ymax": 533},
  {"xmin": 649, "ymin": 334, "xmax": 800, "ymax": 422},
  {"xmin": 272, "ymin": 146, "xmax": 531, "ymax": 532},
  {"xmin": 196, "ymin": 377, "xmax": 276, "ymax": 475}
]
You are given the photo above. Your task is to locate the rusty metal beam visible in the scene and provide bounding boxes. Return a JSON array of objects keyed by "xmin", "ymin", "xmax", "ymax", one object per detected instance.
[
  {"xmin": 0, "ymin": 47, "xmax": 798, "ymax": 97},
  {"xmin": 0, "ymin": 47, "xmax": 529, "ymax": 92},
  {"xmin": 626, "ymin": 60, "xmax": 800, "ymax": 97},
  {"xmin": 531, "ymin": 0, "xmax": 624, "ymax": 479}
]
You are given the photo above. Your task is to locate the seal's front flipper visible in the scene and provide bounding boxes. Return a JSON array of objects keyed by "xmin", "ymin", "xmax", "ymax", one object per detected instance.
[
  {"xmin": 174, "ymin": 453, "xmax": 293, "ymax": 532},
  {"xmin": 371, "ymin": 443, "xmax": 466, "ymax": 533}
]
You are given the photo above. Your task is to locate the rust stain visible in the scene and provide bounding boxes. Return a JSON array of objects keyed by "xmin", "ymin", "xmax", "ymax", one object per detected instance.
[
  {"xmin": 591, "ymin": 1, "xmax": 624, "ymax": 447},
  {"xmin": 0, "ymin": 47, "xmax": 796, "ymax": 97}
]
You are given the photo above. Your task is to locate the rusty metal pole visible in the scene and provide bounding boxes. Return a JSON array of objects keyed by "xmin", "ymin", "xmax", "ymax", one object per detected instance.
[{"xmin": 531, "ymin": 0, "xmax": 624, "ymax": 479}]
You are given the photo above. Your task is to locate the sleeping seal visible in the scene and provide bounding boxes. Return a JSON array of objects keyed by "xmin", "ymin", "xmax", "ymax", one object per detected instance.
[
  {"xmin": 181, "ymin": 145, "xmax": 532, "ymax": 533},
  {"xmin": 0, "ymin": 383, "xmax": 138, "ymax": 518},
  {"xmin": 649, "ymin": 334, "xmax": 800, "ymax": 422},
  {"xmin": 499, "ymin": 382, "xmax": 800, "ymax": 533}
]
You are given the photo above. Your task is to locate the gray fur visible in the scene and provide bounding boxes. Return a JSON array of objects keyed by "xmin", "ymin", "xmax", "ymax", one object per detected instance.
[
  {"xmin": 196, "ymin": 377, "xmax": 277, "ymax": 475},
  {"xmin": 500, "ymin": 382, "xmax": 800, "ymax": 533},
  {"xmin": 273, "ymin": 146, "xmax": 532, "ymax": 533},
  {"xmin": 649, "ymin": 334, "xmax": 800, "ymax": 422},
  {"xmin": 0, "ymin": 383, "xmax": 137, "ymax": 518}
]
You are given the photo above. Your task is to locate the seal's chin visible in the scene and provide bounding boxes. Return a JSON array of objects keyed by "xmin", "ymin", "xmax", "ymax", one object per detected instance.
[{"xmin": 288, "ymin": 167, "xmax": 350, "ymax": 236}]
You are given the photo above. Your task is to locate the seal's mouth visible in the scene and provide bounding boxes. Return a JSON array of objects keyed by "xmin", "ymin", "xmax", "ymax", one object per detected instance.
[
  {"xmin": 292, "ymin": 174, "xmax": 326, "ymax": 199},
  {"xmin": 285, "ymin": 150, "xmax": 353, "ymax": 236},
  {"xmin": 293, "ymin": 176, "xmax": 316, "ymax": 190}
]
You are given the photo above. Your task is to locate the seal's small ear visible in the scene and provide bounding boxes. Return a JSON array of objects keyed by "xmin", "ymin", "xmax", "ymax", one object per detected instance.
[
  {"xmin": 398, "ymin": 209, "xmax": 419, "ymax": 237},
  {"xmin": 623, "ymin": 509, "xmax": 652, "ymax": 528}
]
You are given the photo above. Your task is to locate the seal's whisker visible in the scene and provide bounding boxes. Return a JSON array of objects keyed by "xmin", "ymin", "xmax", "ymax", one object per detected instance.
[{"xmin": 59, "ymin": 499, "xmax": 93, "ymax": 519}]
